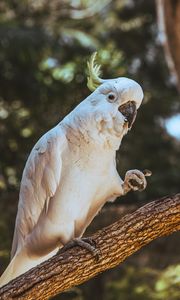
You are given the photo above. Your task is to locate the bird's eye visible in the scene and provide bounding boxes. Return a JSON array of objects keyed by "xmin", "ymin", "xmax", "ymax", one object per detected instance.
[{"xmin": 108, "ymin": 93, "xmax": 116, "ymax": 102}]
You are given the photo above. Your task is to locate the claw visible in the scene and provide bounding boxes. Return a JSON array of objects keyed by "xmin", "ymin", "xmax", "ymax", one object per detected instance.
[
  {"xmin": 58, "ymin": 237, "xmax": 99, "ymax": 261},
  {"xmin": 82, "ymin": 237, "xmax": 97, "ymax": 248},
  {"xmin": 123, "ymin": 169, "xmax": 148, "ymax": 193},
  {"xmin": 128, "ymin": 178, "xmax": 144, "ymax": 191}
]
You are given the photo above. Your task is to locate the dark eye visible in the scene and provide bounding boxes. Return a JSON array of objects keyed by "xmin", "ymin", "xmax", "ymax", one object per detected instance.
[{"xmin": 108, "ymin": 93, "xmax": 116, "ymax": 102}]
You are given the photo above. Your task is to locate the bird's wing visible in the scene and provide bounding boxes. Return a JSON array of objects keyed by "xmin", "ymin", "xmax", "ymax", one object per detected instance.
[{"xmin": 11, "ymin": 126, "xmax": 67, "ymax": 258}]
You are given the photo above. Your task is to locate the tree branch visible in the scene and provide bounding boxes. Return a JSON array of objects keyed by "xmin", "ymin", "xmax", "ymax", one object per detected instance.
[{"xmin": 0, "ymin": 194, "xmax": 180, "ymax": 300}]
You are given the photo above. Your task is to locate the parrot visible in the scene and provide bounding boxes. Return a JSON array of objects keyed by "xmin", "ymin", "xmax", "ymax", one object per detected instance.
[{"xmin": 0, "ymin": 52, "xmax": 150, "ymax": 287}]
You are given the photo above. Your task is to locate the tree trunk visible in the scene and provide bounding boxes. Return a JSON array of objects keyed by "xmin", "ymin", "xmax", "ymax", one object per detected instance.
[
  {"xmin": 156, "ymin": 0, "xmax": 180, "ymax": 91},
  {"xmin": 0, "ymin": 194, "xmax": 179, "ymax": 300}
]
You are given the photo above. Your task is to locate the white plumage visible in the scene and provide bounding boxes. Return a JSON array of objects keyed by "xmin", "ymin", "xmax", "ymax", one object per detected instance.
[{"xmin": 0, "ymin": 73, "xmax": 147, "ymax": 287}]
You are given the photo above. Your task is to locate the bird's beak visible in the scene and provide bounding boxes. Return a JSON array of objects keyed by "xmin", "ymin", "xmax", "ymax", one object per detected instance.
[{"xmin": 118, "ymin": 101, "xmax": 137, "ymax": 129}]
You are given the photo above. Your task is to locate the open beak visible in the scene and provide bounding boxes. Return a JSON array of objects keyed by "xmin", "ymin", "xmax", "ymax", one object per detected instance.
[{"xmin": 118, "ymin": 101, "xmax": 137, "ymax": 129}]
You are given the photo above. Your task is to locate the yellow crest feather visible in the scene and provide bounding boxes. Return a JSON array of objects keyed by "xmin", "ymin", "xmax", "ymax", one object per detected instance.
[{"xmin": 87, "ymin": 52, "xmax": 103, "ymax": 91}]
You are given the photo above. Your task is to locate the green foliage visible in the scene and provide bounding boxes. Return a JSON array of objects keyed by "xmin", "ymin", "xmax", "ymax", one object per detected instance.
[{"xmin": 106, "ymin": 265, "xmax": 180, "ymax": 300}]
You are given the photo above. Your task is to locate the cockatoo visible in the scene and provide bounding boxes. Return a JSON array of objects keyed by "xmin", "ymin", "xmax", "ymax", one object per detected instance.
[{"xmin": 0, "ymin": 52, "xmax": 150, "ymax": 287}]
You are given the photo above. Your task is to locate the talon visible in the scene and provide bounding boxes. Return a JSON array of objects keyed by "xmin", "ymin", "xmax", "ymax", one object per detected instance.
[
  {"xmin": 129, "ymin": 179, "xmax": 144, "ymax": 190},
  {"xmin": 82, "ymin": 237, "xmax": 97, "ymax": 248},
  {"xmin": 58, "ymin": 238, "xmax": 100, "ymax": 261},
  {"xmin": 143, "ymin": 169, "xmax": 152, "ymax": 177},
  {"xmin": 124, "ymin": 169, "xmax": 147, "ymax": 193}
]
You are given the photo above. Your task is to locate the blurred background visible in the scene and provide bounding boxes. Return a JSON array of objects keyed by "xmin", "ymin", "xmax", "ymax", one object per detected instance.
[{"xmin": 0, "ymin": 0, "xmax": 179, "ymax": 299}]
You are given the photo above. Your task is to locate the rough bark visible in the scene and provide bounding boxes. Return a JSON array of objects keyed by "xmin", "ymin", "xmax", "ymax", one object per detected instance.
[
  {"xmin": 0, "ymin": 194, "xmax": 180, "ymax": 300},
  {"xmin": 156, "ymin": 0, "xmax": 180, "ymax": 91}
]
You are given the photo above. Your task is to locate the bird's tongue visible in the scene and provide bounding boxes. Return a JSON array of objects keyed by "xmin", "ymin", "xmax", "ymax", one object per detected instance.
[{"xmin": 119, "ymin": 101, "xmax": 137, "ymax": 129}]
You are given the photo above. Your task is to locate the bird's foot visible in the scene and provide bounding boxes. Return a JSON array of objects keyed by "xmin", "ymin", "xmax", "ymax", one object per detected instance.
[
  {"xmin": 58, "ymin": 237, "xmax": 99, "ymax": 261},
  {"xmin": 123, "ymin": 169, "xmax": 147, "ymax": 193}
]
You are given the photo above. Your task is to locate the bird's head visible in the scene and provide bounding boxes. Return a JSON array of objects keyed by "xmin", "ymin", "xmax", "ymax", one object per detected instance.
[
  {"xmin": 86, "ymin": 53, "xmax": 143, "ymax": 145},
  {"xmin": 64, "ymin": 52, "xmax": 143, "ymax": 150}
]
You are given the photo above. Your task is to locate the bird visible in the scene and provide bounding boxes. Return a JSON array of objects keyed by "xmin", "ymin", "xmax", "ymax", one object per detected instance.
[{"xmin": 0, "ymin": 52, "xmax": 149, "ymax": 287}]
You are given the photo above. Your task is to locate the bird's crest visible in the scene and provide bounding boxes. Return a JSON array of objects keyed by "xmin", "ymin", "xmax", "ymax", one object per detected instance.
[{"xmin": 87, "ymin": 52, "xmax": 104, "ymax": 91}]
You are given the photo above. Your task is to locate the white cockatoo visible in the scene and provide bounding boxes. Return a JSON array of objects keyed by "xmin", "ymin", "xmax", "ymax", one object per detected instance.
[{"xmin": 0, "ymin": 52, "xmax": 150, "ymax": 287}]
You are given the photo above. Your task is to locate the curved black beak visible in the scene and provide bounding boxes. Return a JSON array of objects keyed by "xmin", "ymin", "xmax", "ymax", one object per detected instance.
[{"xmin": 118, "ymin": 101, "xmax": 137, "ymax": 129}]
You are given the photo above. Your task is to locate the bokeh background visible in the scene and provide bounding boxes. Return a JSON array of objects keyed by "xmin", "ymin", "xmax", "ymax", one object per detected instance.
[{"xmin": 0, "ymin": 0, "xmax": 179, "ymax": 299}]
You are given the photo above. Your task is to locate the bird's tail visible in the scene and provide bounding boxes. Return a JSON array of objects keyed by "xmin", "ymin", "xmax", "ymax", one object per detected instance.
[
  {"xmin": 0, "ymin": 247, "xmax": 35, "ymax": 287},
  {"xmin": 0, "ymin": 246, "xmax": 58, "ymax": 288}
]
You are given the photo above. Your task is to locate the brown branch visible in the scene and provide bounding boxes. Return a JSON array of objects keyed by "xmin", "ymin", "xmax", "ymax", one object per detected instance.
[{"xmin": 0, "ymin": 194, "xmax": 180, "ymax": 300}]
